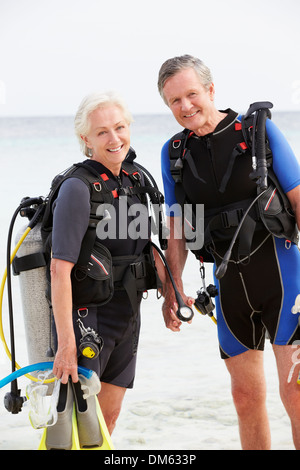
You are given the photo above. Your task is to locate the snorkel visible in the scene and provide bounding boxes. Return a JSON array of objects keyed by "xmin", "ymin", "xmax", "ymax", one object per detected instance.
[{"xmin": 151, "ymin": 242, "xmax": 194, "ymax": 322}]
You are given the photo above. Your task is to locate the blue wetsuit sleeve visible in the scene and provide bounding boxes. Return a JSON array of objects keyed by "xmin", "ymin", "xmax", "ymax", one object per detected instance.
[
  {"xmin": 51, "ymin": 178, "xmax": 90, "ymax": 263},
  {"xmin": 161, "ymin": 140, "xmax": 181, "ymax": 216},
  {"xmin": 266, "ymin": 119, "xmax": 300, "ymax": 193}
]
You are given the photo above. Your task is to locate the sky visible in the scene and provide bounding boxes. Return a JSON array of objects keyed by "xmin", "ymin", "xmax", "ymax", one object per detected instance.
[{"xmin": 0, "ymin": 0, "xmax": 300, "ymax": 117}]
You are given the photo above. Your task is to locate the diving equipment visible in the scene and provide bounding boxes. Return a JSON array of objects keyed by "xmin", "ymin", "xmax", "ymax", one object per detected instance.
[
  {"xmin": 42, "ymin": 380, "xmax": 75, "ymax": 450},
  {"xmin": 194, "ymin": 258, "xmax": 218, "ymax": 324},
  {"xmin": 38, "ymin": 372, "xmax": 113, "ymax": 451},
  {"xmin": 72, "ymin": 379, "xmax": 103, "ymax": 448},
  {"xmin": 0, "ymin": 362, "xmax": 95, "ymax": 390},
  {"xmin": 14, "ymin": 222, "xmax": 54, "ymax": 363},
  {"xmin": 0, "ymin": 197, "xmax": 48, "ymax": 415},
  {"xmin": 1, "ymin": 152, "xmax": 167, "ymax": 406},
  {"xmin": 0, "ymin": 151, "xmax": 193, "ymax": 449},
  {"xmin": 38, "ymin": 395, "xmax": 113, "ymax": 450},
  {"xmin": 168, "ymin": 101, "xmax": 298, "ymax": 274},
  {"xmin": 0, "ymin": 362, "xmax": 114, "ymax": 450},
  {"xmin": 214, "ymin": 191, "xmax": 267, "ymax": 279},
  {"xmin": 25, "ymin": 370, "xmax": 60, "ymax": 429},
  {"xmin": 0, "ymin": 189, "xmax": 190, "ymax": 407},
  {"xmin": 77, "ymin": 317, "xmax": 104, "ymax": 359},
  {"xmin": 151, "ymin": 241, "xmax": 194, "ymax": 322}
]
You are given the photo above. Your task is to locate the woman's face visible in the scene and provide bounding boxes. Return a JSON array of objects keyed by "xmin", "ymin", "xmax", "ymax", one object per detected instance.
[
  {"xmin": 82, "ymin": 105, "xmax": 131, "ymax": 175},
  {"xmin": 163, "ymin": 67, "xmax": 216, "ymax": 136}
]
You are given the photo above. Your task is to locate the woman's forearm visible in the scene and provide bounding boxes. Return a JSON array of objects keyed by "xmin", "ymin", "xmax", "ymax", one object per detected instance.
[
  {"xmin": 50, "ymin": 258, "xmax": 75, "ymax": 341},
  {"xmin": 50, "ymin": 258, "xmax": 78, "ymax": 383}
]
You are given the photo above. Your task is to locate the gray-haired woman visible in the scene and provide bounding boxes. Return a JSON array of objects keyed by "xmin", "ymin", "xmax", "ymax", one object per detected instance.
[{"xmin": 50, "ymin": 91, "xmax": 164, "ymax": 436}]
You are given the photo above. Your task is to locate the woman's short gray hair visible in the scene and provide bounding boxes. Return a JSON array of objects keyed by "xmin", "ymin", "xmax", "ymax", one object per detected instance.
[
  {"xmin": 74, "ymin": 90, "xmax": 133, "ymax": 157},
  {"xmin": 157, "ymin": 54, "xmax": 213, "ymax": 105}
]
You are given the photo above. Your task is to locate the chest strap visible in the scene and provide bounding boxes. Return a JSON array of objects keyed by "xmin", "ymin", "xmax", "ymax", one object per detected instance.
[{"xmin": 204, "ymin": 198, "xmax": 262, "ymax": 260}]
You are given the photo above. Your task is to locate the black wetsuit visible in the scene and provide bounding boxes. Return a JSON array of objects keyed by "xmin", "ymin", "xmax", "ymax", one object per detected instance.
[{"xmin": 52, "ymin": 159, "xmax": 150, "ymax": 387}]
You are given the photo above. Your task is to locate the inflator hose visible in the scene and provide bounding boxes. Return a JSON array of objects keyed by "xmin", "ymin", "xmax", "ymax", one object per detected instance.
[{"xmin": 214, "ymin": 190, "xmax": 267, "ymax": 280}]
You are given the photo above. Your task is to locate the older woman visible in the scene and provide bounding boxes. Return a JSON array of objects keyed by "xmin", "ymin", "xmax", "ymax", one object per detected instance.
[
  {"xmin": 158, "ymin": 55, "xmax": 300, "ymax": 450},
  {"xmin": 50, "ymin": 91, "xmax": 164, "ymax": 437}
]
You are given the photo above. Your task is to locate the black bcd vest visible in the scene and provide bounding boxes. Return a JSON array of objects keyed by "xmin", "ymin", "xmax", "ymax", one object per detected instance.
[
  {"xmin": 14, "ymin": 149, "xmax": 167, "ymax": 312},
  {"xmin": 168, "ymin": 102, "xmax": 298, "ymax": 263}
]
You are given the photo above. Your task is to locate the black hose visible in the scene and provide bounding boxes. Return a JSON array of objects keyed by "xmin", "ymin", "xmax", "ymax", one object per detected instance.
[
  {"xmin": 151, "ymin": 241, "xmax": 194, "ymax": 321},
  {"xmin": 214, "ymin": 190, "xmax": 267, "ymax": 280},
  {"xmin": 4, "ymin": 197, "xmax": 45, "ymax": 413},
  {"xmin": 6, "ymin": 205, "xmax": 22, "ymax": 390}
]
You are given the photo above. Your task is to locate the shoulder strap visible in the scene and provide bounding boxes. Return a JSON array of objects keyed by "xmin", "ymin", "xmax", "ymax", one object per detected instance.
[
  {"xmin": 41, "ymin": 164, "xmax": 79, "ymax": 235},
  {"xmin": 168, "ymin": 129, "xmax": 191, "ymax": 184},
  {"xmin": 73, "ymin": 162, "xmax": 115, "ymax": 203}
]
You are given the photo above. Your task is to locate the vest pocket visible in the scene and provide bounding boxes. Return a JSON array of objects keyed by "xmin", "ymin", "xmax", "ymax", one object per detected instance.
[
  {"xmin": 258, "ymin": 181, "xmax": 297, "ymax": 242},
  {"xmin": 72, "ymin": 242, "xmax": 114, "ymax": 307}
]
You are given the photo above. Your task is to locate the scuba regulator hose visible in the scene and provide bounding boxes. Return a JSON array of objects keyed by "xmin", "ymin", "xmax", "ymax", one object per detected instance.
[{"xmin": 151, "ymin": 241, "xmax": 194, "ymax": 322}]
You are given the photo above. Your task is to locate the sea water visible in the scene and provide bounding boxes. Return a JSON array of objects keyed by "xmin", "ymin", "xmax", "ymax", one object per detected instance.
[{"xmin": 0, "ymin": 112, "xmax": 299, "ymax": 450}]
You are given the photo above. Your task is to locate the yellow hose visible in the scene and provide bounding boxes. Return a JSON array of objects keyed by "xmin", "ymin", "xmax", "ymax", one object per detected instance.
[
  {"xmin": 0, "ymin": 227, "xmax": 54, "ymax": 384},
  {"xmin": 194, "ymin": 304, "xmax": 217, "ymax": 325}
]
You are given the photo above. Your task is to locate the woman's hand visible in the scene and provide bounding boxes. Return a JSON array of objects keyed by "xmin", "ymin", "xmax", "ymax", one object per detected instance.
[{"xmin": 53, "ymin": 340, "xmax": 78, "ymax": 384}]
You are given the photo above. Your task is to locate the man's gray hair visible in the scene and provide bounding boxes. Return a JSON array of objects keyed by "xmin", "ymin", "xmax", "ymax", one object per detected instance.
[{"xmin": 157, "ymin": 54, "xmax": 213, "ymax": 105}]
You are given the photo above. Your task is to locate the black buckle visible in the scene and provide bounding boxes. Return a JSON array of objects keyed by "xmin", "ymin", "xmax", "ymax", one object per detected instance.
[
  {"xmin": 221, "ymin": 209, "xmax": 244, "ymax": 229},
  {"xmin": 130, "ymin": 261, "xmax": 145, "ymax": 279},
  {"xmin": 118, "ymin": 186, "xmax": 133, "ymax": 196}
]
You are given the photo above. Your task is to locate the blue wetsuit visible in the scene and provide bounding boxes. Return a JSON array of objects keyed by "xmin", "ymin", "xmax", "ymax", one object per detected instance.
[{"xmin": 161, "ymin": 109, "xmax": 300, "ymax": 359}]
